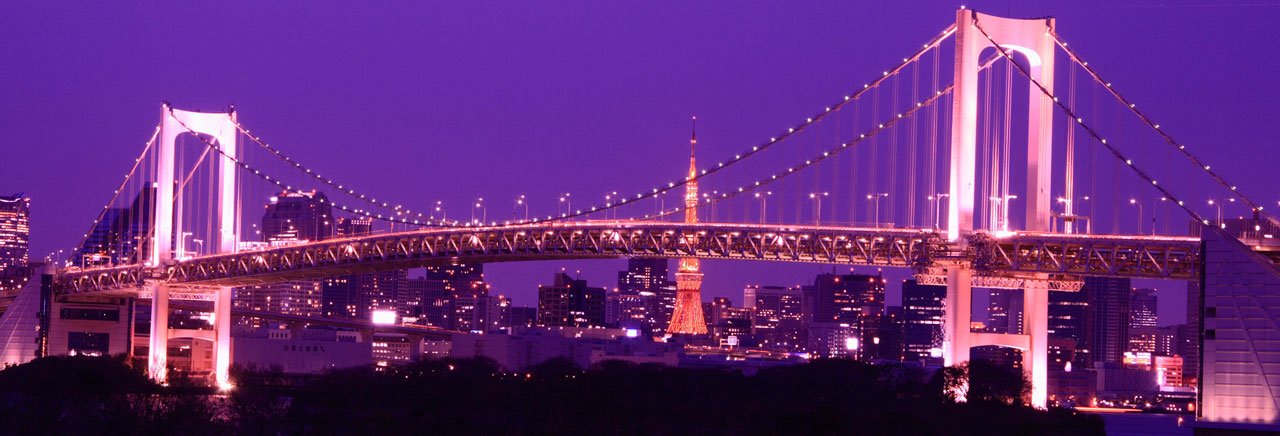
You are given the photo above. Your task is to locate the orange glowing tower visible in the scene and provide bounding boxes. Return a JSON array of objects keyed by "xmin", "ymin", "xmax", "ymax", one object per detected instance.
[{"xmin": 667, "ymin": 116, "xmax": 708, "ymax": 335}]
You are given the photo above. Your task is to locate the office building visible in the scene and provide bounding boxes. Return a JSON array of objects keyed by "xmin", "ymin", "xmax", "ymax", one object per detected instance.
[
  {"xmin": 744, "ymin": 285, "xmax": 805, "ymax": 352},
  {"xmin": 1048, "ymin": 287, "xmax": 1090, "ymax": 367},
  {"xmin": 538, "ymin": 273, "xmax": 606, "ymax": 328},
  {"xmin": 901, "ymin": 279, "xmax": 945, "ymax": 365},
  {"xmin": 1085, "ymin": 277, "xmax": 1131, "ymax": 365},
  {"xmin": 0, "ymin": 194, "xmax": 30, "ymax": 293},
  {"xmin": 615, "ymin": 258, "xmax": 677, "ymax": 334},
  {"xmin": 806, "ymin": 272, "xmax": 886, "ymax": 360},
  {"xmin": 259, "ymin": 190, "xmax": 332, "ymax": 244},
  {"xmin": 71, "ymin": 188, "xmax": 153, "ymax": 267}
]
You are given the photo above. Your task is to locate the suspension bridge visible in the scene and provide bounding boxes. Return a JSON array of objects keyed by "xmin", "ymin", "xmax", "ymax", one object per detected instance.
[{"xmin": 19, "ymin": 9, "xmax": 1280, "ymax": 417}]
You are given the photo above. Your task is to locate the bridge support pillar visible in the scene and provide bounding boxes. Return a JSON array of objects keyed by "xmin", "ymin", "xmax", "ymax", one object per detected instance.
[
  {"xmin": 147, "ymin": 282, "xmax": 169, "ymax": 383},
  {"xmin": 213, "ymin": 286, "xmax": 232, "ymax": 391},
  {"xmin": 943, "ymin": 264, "xmax": 973, "ymax": 369},
  {"xmin": 1022, "ymin": 278, "xmax": 1049, "ymax": 409}
]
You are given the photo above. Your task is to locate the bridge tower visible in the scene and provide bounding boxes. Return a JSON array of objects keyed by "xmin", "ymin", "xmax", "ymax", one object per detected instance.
[
  {"xmin": 146, "ymin": 103, "xmax": 239, "ymax": 390},
  {"xmin": 943, "ymin": 9, "xmax": 1056, "ymax": 408},
  {"xmin": 667, "ymin": 117, "xmax": 708, "ymax": 335}
]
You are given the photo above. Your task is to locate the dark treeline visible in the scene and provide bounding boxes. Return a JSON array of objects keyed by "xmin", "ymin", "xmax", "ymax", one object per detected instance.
[{"xmin": 0, "ymin": 355, "xmax": 1102, "ymax": 435}]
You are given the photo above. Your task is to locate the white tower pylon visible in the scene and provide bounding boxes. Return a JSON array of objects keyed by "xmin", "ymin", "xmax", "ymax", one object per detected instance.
[
  {"xmin": 944, "ymin": 9, "xmax": 1055, "ymax": 409},
  {"xmin": 147, "ymin": 103, "xmax": 239, "ymax": 390}
]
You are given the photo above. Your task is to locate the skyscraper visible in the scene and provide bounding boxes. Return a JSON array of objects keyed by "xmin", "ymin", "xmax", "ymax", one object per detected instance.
[
  {"xmin": 744, "ymin": 285, "xmax": 805, "ymax": 352},
  {"xmin": 806, "ymin": 272, "xmax": 886, "ymax": 360},
  {"xmin": 901, "ymin": 279, "xmax": 945, "ymax": 364},
  {"xmin": 1085, "ymin": 276, "xmax": 1131, "ymax": 365},
  {"xmin": 613, "ymin": 258, "xmax": 676, "ymax": 334},
  {"xmin": 1048, "ymin": 288, "xmax": 1090, "ymax": 367},
  {"xmin": 667, "ymin": 118, "xmax": 708, "ymax": 335},
  {"xmin": 986, "ymin": 289, "xmax": 1024, "ymax": 334},
  {"xmin": 0, "ymin": 194, "xmax": 31, "ymax": 293},
  {"xmin": 1127, "ymin": 288, "xmax": 1159, "ymax": 354},
  {"xmin": 236, "ymin": 190, "xmax": 332, "ymax": 323},
  {"xmin": 72, "ymin": 187, "xmax": 153, "ymax": 267},
  {"xmin": 538, "ymin": 272, "xmax": 606, "ymax": 328},
  {"xmin": 260, "ymin": 190, "xmax": 332, "ymax": 244}
]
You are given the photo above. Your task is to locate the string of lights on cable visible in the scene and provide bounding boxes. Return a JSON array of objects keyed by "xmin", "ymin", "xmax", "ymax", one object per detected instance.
[
  {"xmin": 643, "ymin": 78, "xmax": 959, "ymax": 222},
  {"xmin": 67, "ymin": 125, "xmax": 161, "ymax": 265},
  {"xmin": 535, "ymin": 23, "xmax": 961, "ymax": 224},
  {"xmin": 166, "ymin": 108, "xmax": 456, "ymax": 227},
  {"xmin": 1051, "ymin": 31, "xmax": 1275, "ymax": 224},
  {"xmin": 973, "ymin": 18, "xmax": 1211, "ymax": 225},
  {"xmin": 227, "ymin": 25, "xmax": 959, "ymax": 227}
]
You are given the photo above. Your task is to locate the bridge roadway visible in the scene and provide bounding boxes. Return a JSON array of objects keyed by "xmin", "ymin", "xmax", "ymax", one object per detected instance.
[{"xmin": 55, "ymin": 221, "xmax": 1202, "ymax": 296}]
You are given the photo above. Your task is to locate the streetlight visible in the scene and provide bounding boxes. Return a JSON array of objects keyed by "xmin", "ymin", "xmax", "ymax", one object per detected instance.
[
  {"xmin": 559, "ymin": 193, "xmax": 572, "ymax": 218},
  {"xmin": 604, "ymin": 191, "xmax": 618, "ymax": 220},
  {"xmin": 930, "ymin": 193, "xmax": 949, "ymax": 230},
  {"xmin": 192, "ymin": 239, "xmax": 205, "ymax": 256},
  {"xmin": 180, "ymin": 231, "xmax": 194, "ymax": 258},
  {"xmin": 1156, "ymin": 197, "xmax": 1168, "ymax": 235},
  {"xmin": 473, "ymin": 198, "xmax": 486, "ymax": 225},
  {"xmin": 755, "ymin": 191, "xmax": 772, "ymax": 224},
  {"xmin": 1128, "ymin": 199, "xmax": 1143, "ymax": 235},
  {"xmin": 434, "ymin": 200, "xmax": 446, "ymax": 222},
  {"xmin": 514, "ymin": 195, "xmax": 528, "ymax": 222},
  {"xmin": 809, "ymin": 192, "xmax": 829, "ymax": 225},
  {"xmin": 988, "ymin": 195, "xmax": 1017, "ymax": 232},
  {"xmin": 866, "ymin": 193, "xmax": 888, "ymax": 228},
  {"xmin": 1208, "ymin": 199, "xmax": 1224, "ymax": 229}
]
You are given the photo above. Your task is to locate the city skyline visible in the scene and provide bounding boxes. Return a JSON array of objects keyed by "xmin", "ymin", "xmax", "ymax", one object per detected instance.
[
  {"xmin": 6, "ymin": 2, "xmax": 1280, "ymax": 431},
  {"xmin": 2, "ymin": 2, "xmax": 1277, "ymax": 324}
]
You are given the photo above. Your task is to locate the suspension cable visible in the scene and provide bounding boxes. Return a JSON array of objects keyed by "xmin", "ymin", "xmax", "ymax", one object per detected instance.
[
  {"xmin": 1051, "ymin": 32, "xmax": 1274, "ymax": 226},
  {"xmin": 69, "ymin": 125, "xmax": 160, "ymax": 265},
  {"xmin": 165, "ymin": 108, "xmax": 453, "ymax": 228},
  {"xmin": 231, "ymin": 25, "xmax": 960, "ymax": 225},
  {"xmin": 647, "ymin": 80, "xmax": 960, "ymax": 221},
  {"xmin": 972, "ymin": 17, "xmax": 1210, "ymax": 225}
]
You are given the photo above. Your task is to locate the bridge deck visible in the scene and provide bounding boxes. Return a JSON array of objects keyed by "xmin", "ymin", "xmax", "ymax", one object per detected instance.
[{"xmin": 54, "ymin": 222, "xmax": 1201, "ymax": 295}]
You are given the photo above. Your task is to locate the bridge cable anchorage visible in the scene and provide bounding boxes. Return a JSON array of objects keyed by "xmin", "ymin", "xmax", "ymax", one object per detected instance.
[
  {"xmin": 1050, "ymin": 32, "xmax": 1278, "ymax": 228},
  {"xmin": 540, "ymin": 24, "xmax": 959, "ymax": 224},
  {"xmin": 641, "ymin": 53, "xmax": 1003, "ymax": 222},
  {"xmin": 68, "ymin": 124, "xmax": 161, "ymax": 267},
  {"xmin": 163, "ymin": 108, "xmax": 451, "ymax": 228},
  {"xmin": 970, "ymin": 17, "xmax": 1210, "ymax": 226}
]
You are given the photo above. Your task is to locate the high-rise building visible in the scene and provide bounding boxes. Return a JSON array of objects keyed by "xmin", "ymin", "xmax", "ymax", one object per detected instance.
[
  {"xmin": 744, "ymin": 285, "xmax": 805, "ymax": 352},
  {"xmin": 260, "ymin": 190, "xmax": 333, "ymax": 243},
  {"xmin": 1127, "ymin": 288, "xmax": 1159, "ymax": 354},
  {"xmin": 901, "ymin": 279, "xmax": 945, "ymax": 365},
  {"xmin": 316, "ymin": 217, "xmax": 412, "ymax": 322},
  {"xmin": 237, "ymin": 191, "xmax": 334, "ymax": 323},
  {"xmin": 986, "ymin": 289, "xmax": 1024, "ymax": 334},
  {"xmin": 1048, "ymin": 288, "xmax": 1090, "ymax": 367},
  {"xmin": 508, "ymin": 306, "xmax": 537, "ymax": 330},
  {"xmin": 1085, "ymin": 277, "xmax": 1131, "ymax": 365},
  {"xmin": 538, "ymin": 272, "xmax": 605, "ymax": 328},
  {"xmin": 806, "ymin": 272, "xmax": 886, "ymax": 359},
  {"xmin": 1130, "ymin": 288, "xmax": 1157, "ymax": 328},
  {"xmin": 615, "ymin": 258, "xmax": 676, "ymax": 335},
  {"xmin": 72, "ymin": 187, "xmax": 153, "ymax": 267},
  {"xmin": 667, "ymin": 119, "xmax": 708, "ymax": 335},
  {"xmin": 0, "ymin": 194, "xmax": 31, "ymax": 293}
]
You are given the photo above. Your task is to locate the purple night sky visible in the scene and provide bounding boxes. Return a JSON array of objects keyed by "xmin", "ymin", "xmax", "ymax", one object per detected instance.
[{"xmin": 3, "ymin": 1, "xmax": 1278, "ymax": 326}]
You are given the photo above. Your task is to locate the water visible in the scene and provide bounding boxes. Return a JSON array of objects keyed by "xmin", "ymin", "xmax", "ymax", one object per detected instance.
[{"xmin": 1098, "ymin": 413, "xmax": 1191, "ymax": 436}]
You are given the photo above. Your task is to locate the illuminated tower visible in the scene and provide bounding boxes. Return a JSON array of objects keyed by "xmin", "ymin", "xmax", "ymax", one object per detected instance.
[{"xmin": 667, "ymin": 117, "xmax": 709, "ymax": 335}]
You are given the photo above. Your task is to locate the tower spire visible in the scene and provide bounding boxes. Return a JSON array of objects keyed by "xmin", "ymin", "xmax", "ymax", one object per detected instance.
[{"xmin": 688, "ymin": 116, "xmax": 697, "ymax": 180}]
